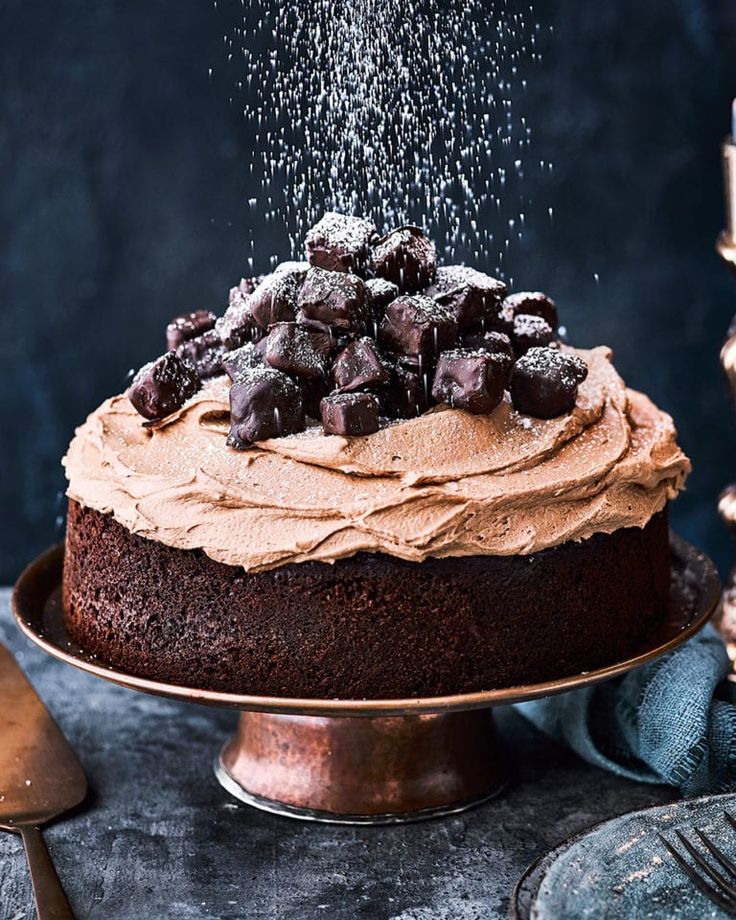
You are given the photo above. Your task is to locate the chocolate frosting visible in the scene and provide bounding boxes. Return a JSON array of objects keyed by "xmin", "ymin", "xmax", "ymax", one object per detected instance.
[{"xmin": 63, "ymin": 347, "xmax": 690, "ymax": 572}]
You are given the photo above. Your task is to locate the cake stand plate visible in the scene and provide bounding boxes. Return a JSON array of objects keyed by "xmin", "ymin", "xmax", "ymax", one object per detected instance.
[{"xmin": 12, "ymin": 536, "xmax": 720, "ymax": 824}]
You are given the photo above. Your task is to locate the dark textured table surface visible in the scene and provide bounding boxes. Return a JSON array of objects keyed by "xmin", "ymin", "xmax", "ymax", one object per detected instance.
[{"xmin": 0, "ymin": 589, "xmax": 678, "ymax": 920}]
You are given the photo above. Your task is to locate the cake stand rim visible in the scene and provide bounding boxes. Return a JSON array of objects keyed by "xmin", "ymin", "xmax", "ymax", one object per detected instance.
[{"xmin": 11, "ymin": 534, "xmax": 721, "ymax": 716}]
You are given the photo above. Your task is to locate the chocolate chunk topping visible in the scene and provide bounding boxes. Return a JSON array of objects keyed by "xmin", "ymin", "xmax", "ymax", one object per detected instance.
[
  {"xmin": 462, "ymin": 332, "xmax": 514, "ymax": 374},
  {"xmin": 264, "ymin": 322, "xmax": 331, "ymax": 379},
  {"xmin": 365, "ymin": 277, "xmax": 399, "ymax": 319},
  {"xmin": 128, "ymin": 352, "xmax": 201, "ymax": 421},
  {"xmin": 487, "ymin": 298, "xmax": 515, "ymax": 337},
  {"xmin": 510, "ymin": 347, "xmax": 588, "ymax": 419},
  {"xmin": 166, "ymin": 310, "xmax": 217, "ymax": 351},
  {"xmin": 504, "ymin": 291, "xmax": 558, "ymax": 330},
  {"xmin": 215, "ymin": 276, "xmax": 270, "ymax": 350},
  {"xmin": 306, "ymin": 212, "xmax": 377, "ymax": 276},
  {"xmin": 228, "ymin": 367, "xmax": 305, "ymax": 447},
  {"xmin": 333, "ymin": 330, "xmax": 358, "ymax": 352},
  {"xmin": 511, "ymin": 313, "xmax": 554, "ymax": 355},
  {"xmin": 380, "ymin": 294, "xmax": 457, "ymax": 359},
  {"xmin": 427, "ymin": 266, "xmax": 506, "ymax": 329},
  {"xmin": 300, "ymin": 376, "xmax": 330, "ymax": 419},
  {"xmin": 176, "ymin": 329, "xmax": 225, "ymax": 379},
  {"xmin": 377, "ymin": 356, "xmax": 433, "ymax": 418},
  {"xmin": 460, "ymin": 328, "xmax": 514, "ymax": 361},
  {"xmin": 230, "ymin": 276, "xmax": 265, "ymax": 303},
  {"xmin": 216, "ymin": 311, "xmax": 260, "ymax": 351},
  {"xmin": 222, "ymin": 342, "xmax": 264, "ymax": 382},
  {"xmin": 432, "ymin": 348, "xmax": 507, "ymax": 414},
  {"xmin": 298, "ymin": 267, "xmax": 366, "ymax": 331},
  {"xmin": 320, "ymin": 392, "xmax": 380, "ymax": 436},
  {"xmin": 333, "ymin": 337, "xmax": 390, "ymax": 393},
  {"xmin": 295, "ymin": 312, "xmax": 337, "ymax": 340},
  {"xmin": 248, "ymin": 271, "xmax": 301, "ymax": 330},
  {"xmin": 216, "ymin": 289, "xmax": 260, "ymax": 351},
  {"xmin": 248, "ymin": 335, "xmax": 269, "ymax": 362},
  {"xmin": 149, "ymin": 212, "xmax": 585, "ymax": 442},
  {"xmin": 372, "ymin": 226, "xmax": 437, "ymax": 292},
  {"xmin": 273, "ymin": 261, "xmax": 310, "ymax": 283}
]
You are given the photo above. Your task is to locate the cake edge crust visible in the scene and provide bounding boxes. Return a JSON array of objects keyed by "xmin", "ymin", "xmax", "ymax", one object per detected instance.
[{"xmin": 62, "ymin": 499, "xmax": 672, "ymax": 699}]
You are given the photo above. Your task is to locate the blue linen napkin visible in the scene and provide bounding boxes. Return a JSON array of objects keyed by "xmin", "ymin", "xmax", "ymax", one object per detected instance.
[{"xmin": 515, "ymin": 625, "xmax": 736, "ymax": 796}]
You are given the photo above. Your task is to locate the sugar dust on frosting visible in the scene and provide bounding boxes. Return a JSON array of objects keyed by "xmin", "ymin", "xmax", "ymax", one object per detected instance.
[{"xmin": 63, "ymin": 347, "xmax": 690, "ymax": 572}]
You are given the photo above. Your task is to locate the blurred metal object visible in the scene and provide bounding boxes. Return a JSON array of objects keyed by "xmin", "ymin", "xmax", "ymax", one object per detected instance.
[
  {"xmin": 0, "ymin": 643, "xmax": 87, "ymax": 919},
  {"xmin": 658, "ymin": 814, "xmax": 736, "ymax": 915},
  {"xmin": 719, "ymin": 102, "xmax": 736, "ymax": 271},
  {"xmin": 719, "ymin": 230, "xmax": 736, "ymax": 274},
  {"xmin": 13, "ymin": 538, "xmax": 719, "ymax": 823},
  {"xmin": 718, "ymin": 101, "xmax": 736, "ymax": 665},
  {"xmin": 718, "ymin": 483, "xmax": 736, "ymax": 668},
  {"xmin": 722, "ymin": 329, "xmax": 736, "ymax": 402}
]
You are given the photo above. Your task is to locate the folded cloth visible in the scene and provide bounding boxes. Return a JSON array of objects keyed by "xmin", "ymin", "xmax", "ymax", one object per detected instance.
[{"xmin": 515, "ymin": 625, "xmax": 736, "ymax": 797}]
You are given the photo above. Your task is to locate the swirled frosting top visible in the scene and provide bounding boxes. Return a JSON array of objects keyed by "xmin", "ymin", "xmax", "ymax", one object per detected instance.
[{"xmin": 63, "ymin": 347, "xmax": 690, "ymax": 572}]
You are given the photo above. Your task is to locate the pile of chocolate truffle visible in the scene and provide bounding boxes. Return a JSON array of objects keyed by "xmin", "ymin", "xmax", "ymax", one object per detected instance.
[{"xmin": 128, "ymin": 212, "xmax": 588, "ymax": 445}]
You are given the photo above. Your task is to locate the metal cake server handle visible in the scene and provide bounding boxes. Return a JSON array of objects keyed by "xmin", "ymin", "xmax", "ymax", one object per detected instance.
[
  {"xmin": 0, "ymin": 643, "xmax": 86, "ymax": 920},
  {"xmin": 19, "ymin": 825, "xmax": 75, "ymax": 920}
]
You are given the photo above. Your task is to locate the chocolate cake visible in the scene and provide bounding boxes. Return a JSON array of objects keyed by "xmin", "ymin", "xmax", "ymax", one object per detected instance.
[{"xmin": 61, "ymin": 213, "xmax": 691, "ymax": 698}]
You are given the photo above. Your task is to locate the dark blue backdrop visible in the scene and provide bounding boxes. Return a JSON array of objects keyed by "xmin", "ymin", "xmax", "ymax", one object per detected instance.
[{"xmin": 2, "ymin": 0, "xmax": 736, "ymax": 582}]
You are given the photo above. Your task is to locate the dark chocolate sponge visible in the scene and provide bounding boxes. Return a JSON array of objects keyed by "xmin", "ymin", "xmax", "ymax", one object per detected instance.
[{"xmin": 63, "ymin": 500, "xmax": 672, "ymax": 700}]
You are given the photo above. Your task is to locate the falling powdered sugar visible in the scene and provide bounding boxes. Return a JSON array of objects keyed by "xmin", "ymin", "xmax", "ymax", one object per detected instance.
[{"xmin": 219, "ymin": 0, "xmax": 550, "ymax": 276}]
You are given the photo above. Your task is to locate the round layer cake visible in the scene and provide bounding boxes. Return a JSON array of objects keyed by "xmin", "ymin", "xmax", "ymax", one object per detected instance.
[{"xmin": 62, "ymin": 345, "xmax": 690, "ymax": 698}]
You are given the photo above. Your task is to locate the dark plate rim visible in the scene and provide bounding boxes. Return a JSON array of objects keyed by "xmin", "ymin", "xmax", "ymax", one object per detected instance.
[{"xmin": 508, "ymin": 790, "xmax": 736, "ymax": 919}]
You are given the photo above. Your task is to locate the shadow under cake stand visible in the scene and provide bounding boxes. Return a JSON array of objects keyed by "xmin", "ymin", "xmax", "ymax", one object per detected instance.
[{"xmin": 12, "ymin": 535, "xmax": 720, "ymax": 825}]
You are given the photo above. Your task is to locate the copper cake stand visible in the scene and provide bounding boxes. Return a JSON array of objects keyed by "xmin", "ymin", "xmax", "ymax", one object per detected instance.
[{"xmin": 12, "ymin": 535, "xmax": 720, "ymax": 824}]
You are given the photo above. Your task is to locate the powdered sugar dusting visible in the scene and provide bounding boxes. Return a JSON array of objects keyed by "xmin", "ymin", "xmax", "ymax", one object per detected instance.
[{"xmin": 219, "ymin": 1, "xmax": 549, "ymax": 275}]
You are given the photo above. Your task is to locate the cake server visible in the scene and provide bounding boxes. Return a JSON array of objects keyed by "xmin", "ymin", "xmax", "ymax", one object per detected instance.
[{"xmin": 0, "ymin": 642, "xmax": 86, "ymax": 920}]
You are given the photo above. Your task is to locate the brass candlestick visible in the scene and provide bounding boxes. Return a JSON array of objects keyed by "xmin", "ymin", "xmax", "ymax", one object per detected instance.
[
  {"xmin": 717, "ymin": 100, "xmax": 736, "ymax": 659},
  {"xmin": 718, "ymin": 102, "xmax": 736, "ymax": 271}
]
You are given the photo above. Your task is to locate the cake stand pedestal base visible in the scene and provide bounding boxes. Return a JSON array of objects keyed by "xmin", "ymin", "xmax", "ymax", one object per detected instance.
[{"xmin": 215, "ymin": 709, "xmax": 506, "ymax": 824}]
